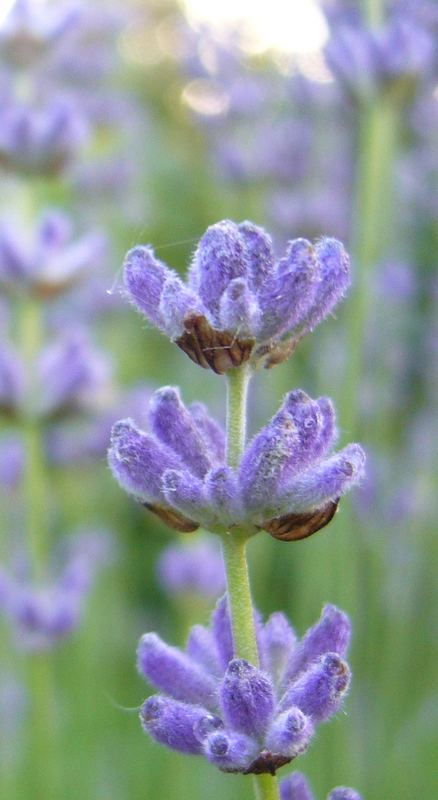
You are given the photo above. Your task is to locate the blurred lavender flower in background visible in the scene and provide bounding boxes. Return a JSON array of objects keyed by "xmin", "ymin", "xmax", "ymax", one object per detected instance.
[
  {"xmin": 123, "ymin": 221, "xmax": 351, "ymax": 373},
  {"xmin": 138, "ymin": 598, "xmax": 351, "ymax": 774},
  {"xmin": 0, "ymin": 529, "xmax": 113, "ymax": 650},
  {"xmin": 0, "ymin": 210, "xmax": 105, "ymax": 297},
  {"xmin": 325, "ymin": 14, "xmax": 434, "ymax": 102},
  {"xmin": 0, "ymin": 99, "xmax": 87, "ymax": 177},
  {"xmin": 157, "ymin": 538, "xmax": 225, "ymax": 599},
  {"xmin": 0, "ymin": 0, "xmax": 79, "ymax": 69},
  {"xmin": 109, "ymin": 386, "xmax": 364, "ymax": 540},
  {"xmin": 280, "ymin": 772, "xmax": 362, "ymax": 800}
]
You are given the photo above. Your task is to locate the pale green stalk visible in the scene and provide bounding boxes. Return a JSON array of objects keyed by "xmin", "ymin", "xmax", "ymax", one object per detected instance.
[
  {"xmin": 19, "ymin": 295, "xmax": 58, "ymax": 800},
  {"xmin": 220, "ymin": 365, "xmax": 280, "ymax": 800}
]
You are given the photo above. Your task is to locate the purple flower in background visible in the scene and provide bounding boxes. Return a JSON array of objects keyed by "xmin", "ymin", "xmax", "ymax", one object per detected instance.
[
  {"xmin": 157, "ymin": 538, "xmax": 226, "ymax": 598},
  {"xmin": 123, "ymin": 220, "xmax": 351, "ymax": 373},
  {"xmin": 325, "ymin": 17, "xmax": 434, "ymax": 102},
  {"xmin": 108, "ymin": 386, "xmax": 364, "ymax": 540},
  {"xmin": 0, "ymin": 433, "xmax": 23, "ymax": 488},
  {"xmin": 36, "ymin": 329, "xmax": 111, "ymax": 417},
  {"xmin": 0, "ymin": 529, "xmax": 112, "ymax": 650},
  {"xmin": 0, "ymin": 210, "xmax": 105, "ymax": 297},
  {"xmin": 0, "ymin": 0, "xmax": 79, "ymax": 69},
  {"xmin": 138, "ymin": 597, "xmax": 351, "ymax": 774},
  {"xmin": 0, "ymin": 99, "xmax": 87, "ymax": 176},
  {"xmin": 280, "ymin": 772, "xmax": 362, "ymax": 800}
]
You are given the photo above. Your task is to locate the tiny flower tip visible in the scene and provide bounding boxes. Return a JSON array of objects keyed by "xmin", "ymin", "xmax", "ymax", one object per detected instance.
[
  {"xmin": 123, "ymin": 245, "xmax": 155, "ymax": 279},
  {"xmin": 285, "ymin": 707, "xmax": 307, "ymax": 734},
  {"xmin": 150, "ymin": 385, "xmax": 180, "ymax": 406},
  {"xmin": 140, "ymin": 695, "xmax": 164, "ymax": 723},
  {"xmin": 328, "ymin": 790, "xmax": 362, "ymax": 800},
  {"xmin": 193, "ymin": 713, "xmax": 223, "ymax": 743},
  {"xmin": 207, "ymin": 731, "xmax": 230, "ymax": 757}
]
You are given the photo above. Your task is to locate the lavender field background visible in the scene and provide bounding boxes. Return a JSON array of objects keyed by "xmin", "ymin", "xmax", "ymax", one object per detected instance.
[{"xmin": 0, "ymin": 1, "xmax": 437, "ymax": 799}]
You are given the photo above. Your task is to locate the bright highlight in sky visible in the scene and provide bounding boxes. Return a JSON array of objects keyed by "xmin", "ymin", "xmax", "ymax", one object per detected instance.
[{"xmin": 182, "ymin": 0, "xmax": 328, "ymax": 55}]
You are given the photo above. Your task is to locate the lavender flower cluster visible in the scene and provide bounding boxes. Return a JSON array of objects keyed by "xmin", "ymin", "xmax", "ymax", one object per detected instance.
[
  {"xmin": 139, "ymin": 598, "xmax": 351, "ymax": 775},
  {"xmin": 123, "ymin": 220, "xmax": 350, "ymax": 373},
  {"xmin": 109, "ymin": 385, "xmax": 364, "ymax": 540}
]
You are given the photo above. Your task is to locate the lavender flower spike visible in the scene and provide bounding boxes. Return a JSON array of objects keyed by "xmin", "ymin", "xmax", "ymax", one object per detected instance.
[
  {"xmin": 157, "ymin": 538, "xmax": 226, "ymax": 598},
  {"xmin": 109, "ymin": 387, "xmax": 364, "ymax": 541},
  {"xmin": 123, "ymin": 221, "xmax": 350, "ymax": 373},
  {"xmin": 280, "ymin": 773, "xmax": 362, "ymax": 800},
  {"xmin": 137, "ymin": 598, "xmax": 352, "ymax": 775}
]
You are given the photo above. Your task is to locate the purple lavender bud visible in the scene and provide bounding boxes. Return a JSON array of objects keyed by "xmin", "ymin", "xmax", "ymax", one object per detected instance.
[
  {"xmin": 161, "ymin": 469, "xmax": 209, "ymax": 524},
  {"xmin": 140, "ymin": 695, "xmax": 207, "ymax": 755},
  {"xmin": 260, "ymin": 612, "xmax": 297, "ymax": 684},
  {"xmin": 211, "ymin": 595, "xmax": 234, "ymax": 669},
  {"xmin": 159, "ymin": 276, "xmax": 204, "ymax": 339},
  {"xmin": 273, "ymin": 444, "xmax": 365, "ymax": 516},
  {"xmin": 238, "ymin": 221, "xmax": 275, "ymax": 293},
  {"xmin": 281, "ymin": 653, "xmax": 351, "ymax": 722},
  {"xmin": 108, "ymin": 419, "xmax": 183, "ymax": 505},
  {"xmin": 37, "ymin": 332, "xmax": 110, "ymax": 416},
  {"xmin": 265, "ymin": 707, "xmax": 314, "ymax": 758},
  {"xmin": 285, "ymin": 604, "xmax": 351, "ymax": 685},
  {"xmin": 220, "ymin": 659, "xmax": 275, "ymax": 738},
  {"xmin": 123, "ymin": 246, "xmax": 174, "ymax": 330},
  {"xmin": 279, "ymin": 772, "xmax": 314, "ymax": 800},
  {"xmin": 149, "ymin": 387, "xmax": 212, "ymax": 478},
  {"xmin": 239, "ymin": 410, "xmax": 300, "ymax": 515},
  {"xmin": 300, "ymin": 239, "xmax": 350, "ymax": 335},
  {"xmin": 205, "ymin": 466, "xmax": 241, "ymax": 524},
  {"xmin": 219, "ymin": 278, "xmax": 260, "ymax": 336},
  {"xmin": 157, "ymin": 539, "xmax": 225, "ymax": 599},
  {"xmin": 203, "ymin": 729, "xmax": 258, "ymax": 772},
  {"xmin": 188, "ymin": 402, "xmax": 226, "ymax": 463},
  {"xmin": 328, "ymin": 790, "xmax": 362, "ymax": 800},
  {"xmin": 137, "ymin": 632, "xmax": 218, "ymax": 707},
  {"xmin": 189, "ymin": 220, "xmax": 248, "ymax": 322},
  {"xmin": 186, "ymin": 624, "xmax": 222, "ymax": 676},
  {"xmin": 258, "ymin": 239, "xmax": 318, "ymax": 340},
  {"xmin": 0, "ymin": 343, "xmax": 24, "ymax": 412}
]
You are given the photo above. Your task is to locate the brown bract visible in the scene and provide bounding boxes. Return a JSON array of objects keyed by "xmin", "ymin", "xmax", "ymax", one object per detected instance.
[
  {"xmin": 263, "ymin": 500, "xmax": 339, "ymax": 542},
  {"xmin": 143, "ymin": 502, "xmax": 199, "ymax": 533},
  {"xmin": 176, "ymin": 313, "xmax": 255, "ymax": 375}
]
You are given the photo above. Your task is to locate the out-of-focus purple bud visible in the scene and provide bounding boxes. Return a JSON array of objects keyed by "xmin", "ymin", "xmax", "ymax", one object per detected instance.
[
  {"xmin": 186, "ymin": 625, "xmax": 222, "ymax": 676},
  {"xmin": 122, "ymin": 221, "xmax": 351, "ymax": 373},
  {"xmin": 140, "ymin": 696, "xmax": 207, "ymax": 755},
  {"xmin": 220, "ymin": 659, "xmax": 275, "ymax": 738},
  {"xmin": 137, "ymin": 632, "xmax": 218, "ymax": 707},
  {"xmin": 0, "ymin": 100, "xmax": 87, "ymax": 177},
  {"xmin": 0, "ymin": 210, "xmax": 105, "ymax": 297},
  {"xmin": 328, "ymin": 790, "xmax": 363, "ymax": 800},
  {"xmin": 211, "ymin": 595, "xmax": 234, "ymax": 670},
  {"xmin": 325, "ymin": 17, "xmax": 434, "ymax": 102},
  {"xmin": 279, "ymin": 771, "xmax": 313, "ymax": 800},
  {"xmin": 0, "ymin": 0, "xmax": 79, "ymax": 68},
  {"xmin": 157, "ymin": 539, "xmax": 225, "ymax": 599},
  {"xmin": 281, "ymin": 653, "xmax": 351, "ymax": 722},
  {"xmin": 260, "ymin": 612, "xmax": 297, "ymax": 684},
  {"xmin": 37, "ymin": 331, "xmax": 111, "ymax": 416},
  {"xmin": 0, "ymin": 528, "xmax": 111, "ymax": 649}
]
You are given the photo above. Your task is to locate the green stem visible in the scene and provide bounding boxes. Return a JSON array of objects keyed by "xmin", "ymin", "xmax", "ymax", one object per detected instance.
[
  {"xmin": 340, "ymin": 97, "xmax": 400, "ymax": 438},
  {"xmin": 221, "ymin": 366, "xmax": 279, "ymax": 800},
  {"xmin": 221, "ymin": 531, "xmax": 259, "ymax": 666},
  {"xmin": 18, "ymin": 295, "xmax": 57, "ymax": 800},
  {"xmin": 253, "ymin": 773, "xmax": 281, "ymax": 800},
  {"xmin": 225, "ymin": 364, "xmax": 251, "ymax": 468},
  {"xmin": 364, "ymin": 0, "xmax": 384, "ymax": 28}
]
